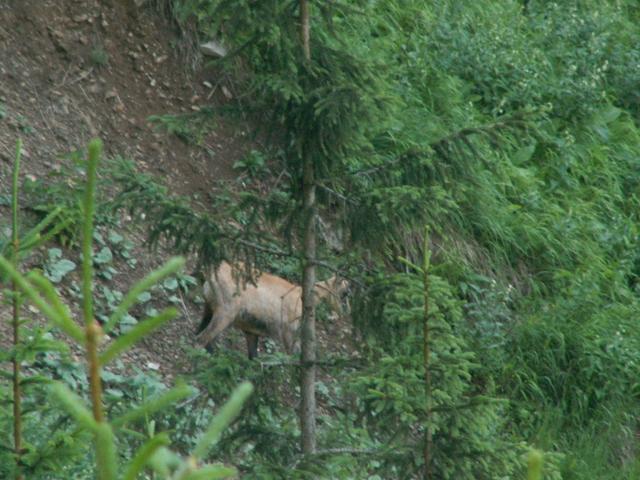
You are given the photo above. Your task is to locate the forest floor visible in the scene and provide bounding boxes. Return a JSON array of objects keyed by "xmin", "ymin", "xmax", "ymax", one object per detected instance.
[{"xmin": 0, "ymin": 0, "xmax": 322, "ymax": 381}]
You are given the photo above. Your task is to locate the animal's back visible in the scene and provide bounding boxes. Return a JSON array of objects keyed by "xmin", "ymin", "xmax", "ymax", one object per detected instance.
[{"xmin": 198, "ymin": 261, "xmax": 305, "ymax": 355}]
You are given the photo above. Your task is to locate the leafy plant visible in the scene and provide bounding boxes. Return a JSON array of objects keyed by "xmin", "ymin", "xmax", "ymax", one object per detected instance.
[
  {"xmin": 44, "ymin": 247, "xmax": 77, "ymax": 283},
  {"xmin": 1, "ymin": 139, "xmax": 254, "ymax": 479},
  {"xmin": 148, "ymin": 111, "xmax": 215, "ymax": 145},
  {"xmin": 90, "ymin": 46, "xmax": 109, "ymax": 67},
  {"xmin": 0, "ymin": 139, "xmax": 74, "ymax": 479},
  {"xmin": 23, "ymin": 151, "xmax": 104, "ymax": 247},
  {"xmin": 233, "ymin": 150, "xmax": 268, "ymax": 178}
]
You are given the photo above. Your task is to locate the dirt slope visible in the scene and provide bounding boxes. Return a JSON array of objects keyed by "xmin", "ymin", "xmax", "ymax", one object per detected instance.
[
  {"xmin": 0, "ymin": 0, "xmax": 251, "ymax": 193},
  {"xmin": 0, "ymin": 0, "xmax": 256, "ymax": 378}
]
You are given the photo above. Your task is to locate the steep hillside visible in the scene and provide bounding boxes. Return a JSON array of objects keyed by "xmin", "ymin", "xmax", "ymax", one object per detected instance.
[
  {"xmin": 0, "ymin": 0, "xmax": 257, "ymax": 377},
  {"xmin": 0, "ymin": 0, "xmax": 251, "ymax": 193}
]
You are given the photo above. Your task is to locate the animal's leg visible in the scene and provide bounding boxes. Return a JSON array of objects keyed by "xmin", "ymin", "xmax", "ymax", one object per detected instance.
[
  {"xmin": 196, "ymin": 301, "xmax": 213, "ymax": 335},
  {"xmin": 282, "ymin": 328, "xmax": 299, "ymax": 355},
  {"xmin": 196, "ymin": 306, "xmax": 234, "ymax": 347},
  {"xmin": 244, "ymin": 332, "xmax": 259, "ymax": 360}
]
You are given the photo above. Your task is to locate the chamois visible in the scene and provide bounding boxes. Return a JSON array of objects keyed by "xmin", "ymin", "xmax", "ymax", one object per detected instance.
[{"xmin": 196, "ymin": 262, "xmax": 348, "ymax": 359}]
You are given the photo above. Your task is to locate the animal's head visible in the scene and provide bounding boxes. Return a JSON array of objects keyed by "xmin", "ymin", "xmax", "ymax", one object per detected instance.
[{"xmin": 316, "ymin": 275, "xmax": 350, "ymax": 316}]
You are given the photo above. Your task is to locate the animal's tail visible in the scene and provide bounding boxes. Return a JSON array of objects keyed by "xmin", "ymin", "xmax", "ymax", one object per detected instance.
[{"xmin": 196, "ymin": 301, "xmax": 213, "ymax": 334}]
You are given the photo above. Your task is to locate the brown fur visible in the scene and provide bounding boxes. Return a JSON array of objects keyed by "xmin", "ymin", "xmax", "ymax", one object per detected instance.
[{"xmin": 196, "ymin": 262, "xmax": 347, "ymax": 358}]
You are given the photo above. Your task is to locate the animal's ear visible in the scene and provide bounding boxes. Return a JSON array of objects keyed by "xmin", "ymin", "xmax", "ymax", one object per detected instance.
[{"xmin": 332, "ymin": 277, "xmax": 349, "ymax": 295}]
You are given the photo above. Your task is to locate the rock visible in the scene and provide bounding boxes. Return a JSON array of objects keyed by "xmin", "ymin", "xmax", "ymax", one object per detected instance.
[
  {"xmin": 200, "ymin": 40, "xmax": 227, "ymax": 58},
  {"xmin": 47, "ymin": 27, "xmax": 69, "ymax": 53},
  {"xmin": 105, "ymin": 88, "xmax": 118, "ymax": 100}
]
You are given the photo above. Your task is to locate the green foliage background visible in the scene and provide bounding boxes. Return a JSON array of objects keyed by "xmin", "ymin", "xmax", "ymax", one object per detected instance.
[{"xmin": 165, "ymin": 0, "xmax": 640, "ymax": 477}]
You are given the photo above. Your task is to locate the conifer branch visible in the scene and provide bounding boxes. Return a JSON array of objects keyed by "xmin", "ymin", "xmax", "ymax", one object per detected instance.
[{"xmin": 11, "ymin": 139, "xmax": 24, "ymax": 480}]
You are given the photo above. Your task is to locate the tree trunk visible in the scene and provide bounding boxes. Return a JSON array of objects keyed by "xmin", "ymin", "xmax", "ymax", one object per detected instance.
[
  {"xmin": 299, "ymin": 0, "xmax": 317, "ymax": 455},
  {"xmin": 422, "ymin": 227, "xmax": 432, "ymax": 480}
]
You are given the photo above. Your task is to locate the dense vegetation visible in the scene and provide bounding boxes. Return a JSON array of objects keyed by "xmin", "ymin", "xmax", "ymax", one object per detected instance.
[{"xmin": 2, "ymin": 0, "xmax": 640, "ymax": 478}]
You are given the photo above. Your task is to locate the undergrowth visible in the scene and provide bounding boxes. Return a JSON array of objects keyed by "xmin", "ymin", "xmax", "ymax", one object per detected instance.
[{"xmin": 135, "ymin": 0, "xmax": 640, "ymax": 478}]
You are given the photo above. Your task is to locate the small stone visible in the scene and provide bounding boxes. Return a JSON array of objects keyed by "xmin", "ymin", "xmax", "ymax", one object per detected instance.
[
  {"xmin": 200, "ymin": 40, "xmax": 227, "ymax": 58},
  {"xmin": 155, "ymin": 55, "xmax": 168, "ymax": 64},
  {"xmin": 49, "ymin": 28, "xmax": 64, "ymax": 39},
  {"xmin": 222, "ymin": 85, "xmax": 232, "ymax": 99},
  {"xmin": 202, "ymin": 80, "xmax": 213, "ymax": 88}
]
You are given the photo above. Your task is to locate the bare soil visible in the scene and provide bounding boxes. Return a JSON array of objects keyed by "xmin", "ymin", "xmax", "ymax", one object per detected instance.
[
  {"xmin": 0, "ymin": 0, "xmax": 254, "ymax": 192},
  {"xmin": 0, "ymin": 0, "xmax": 255, "ymax": 378}
]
